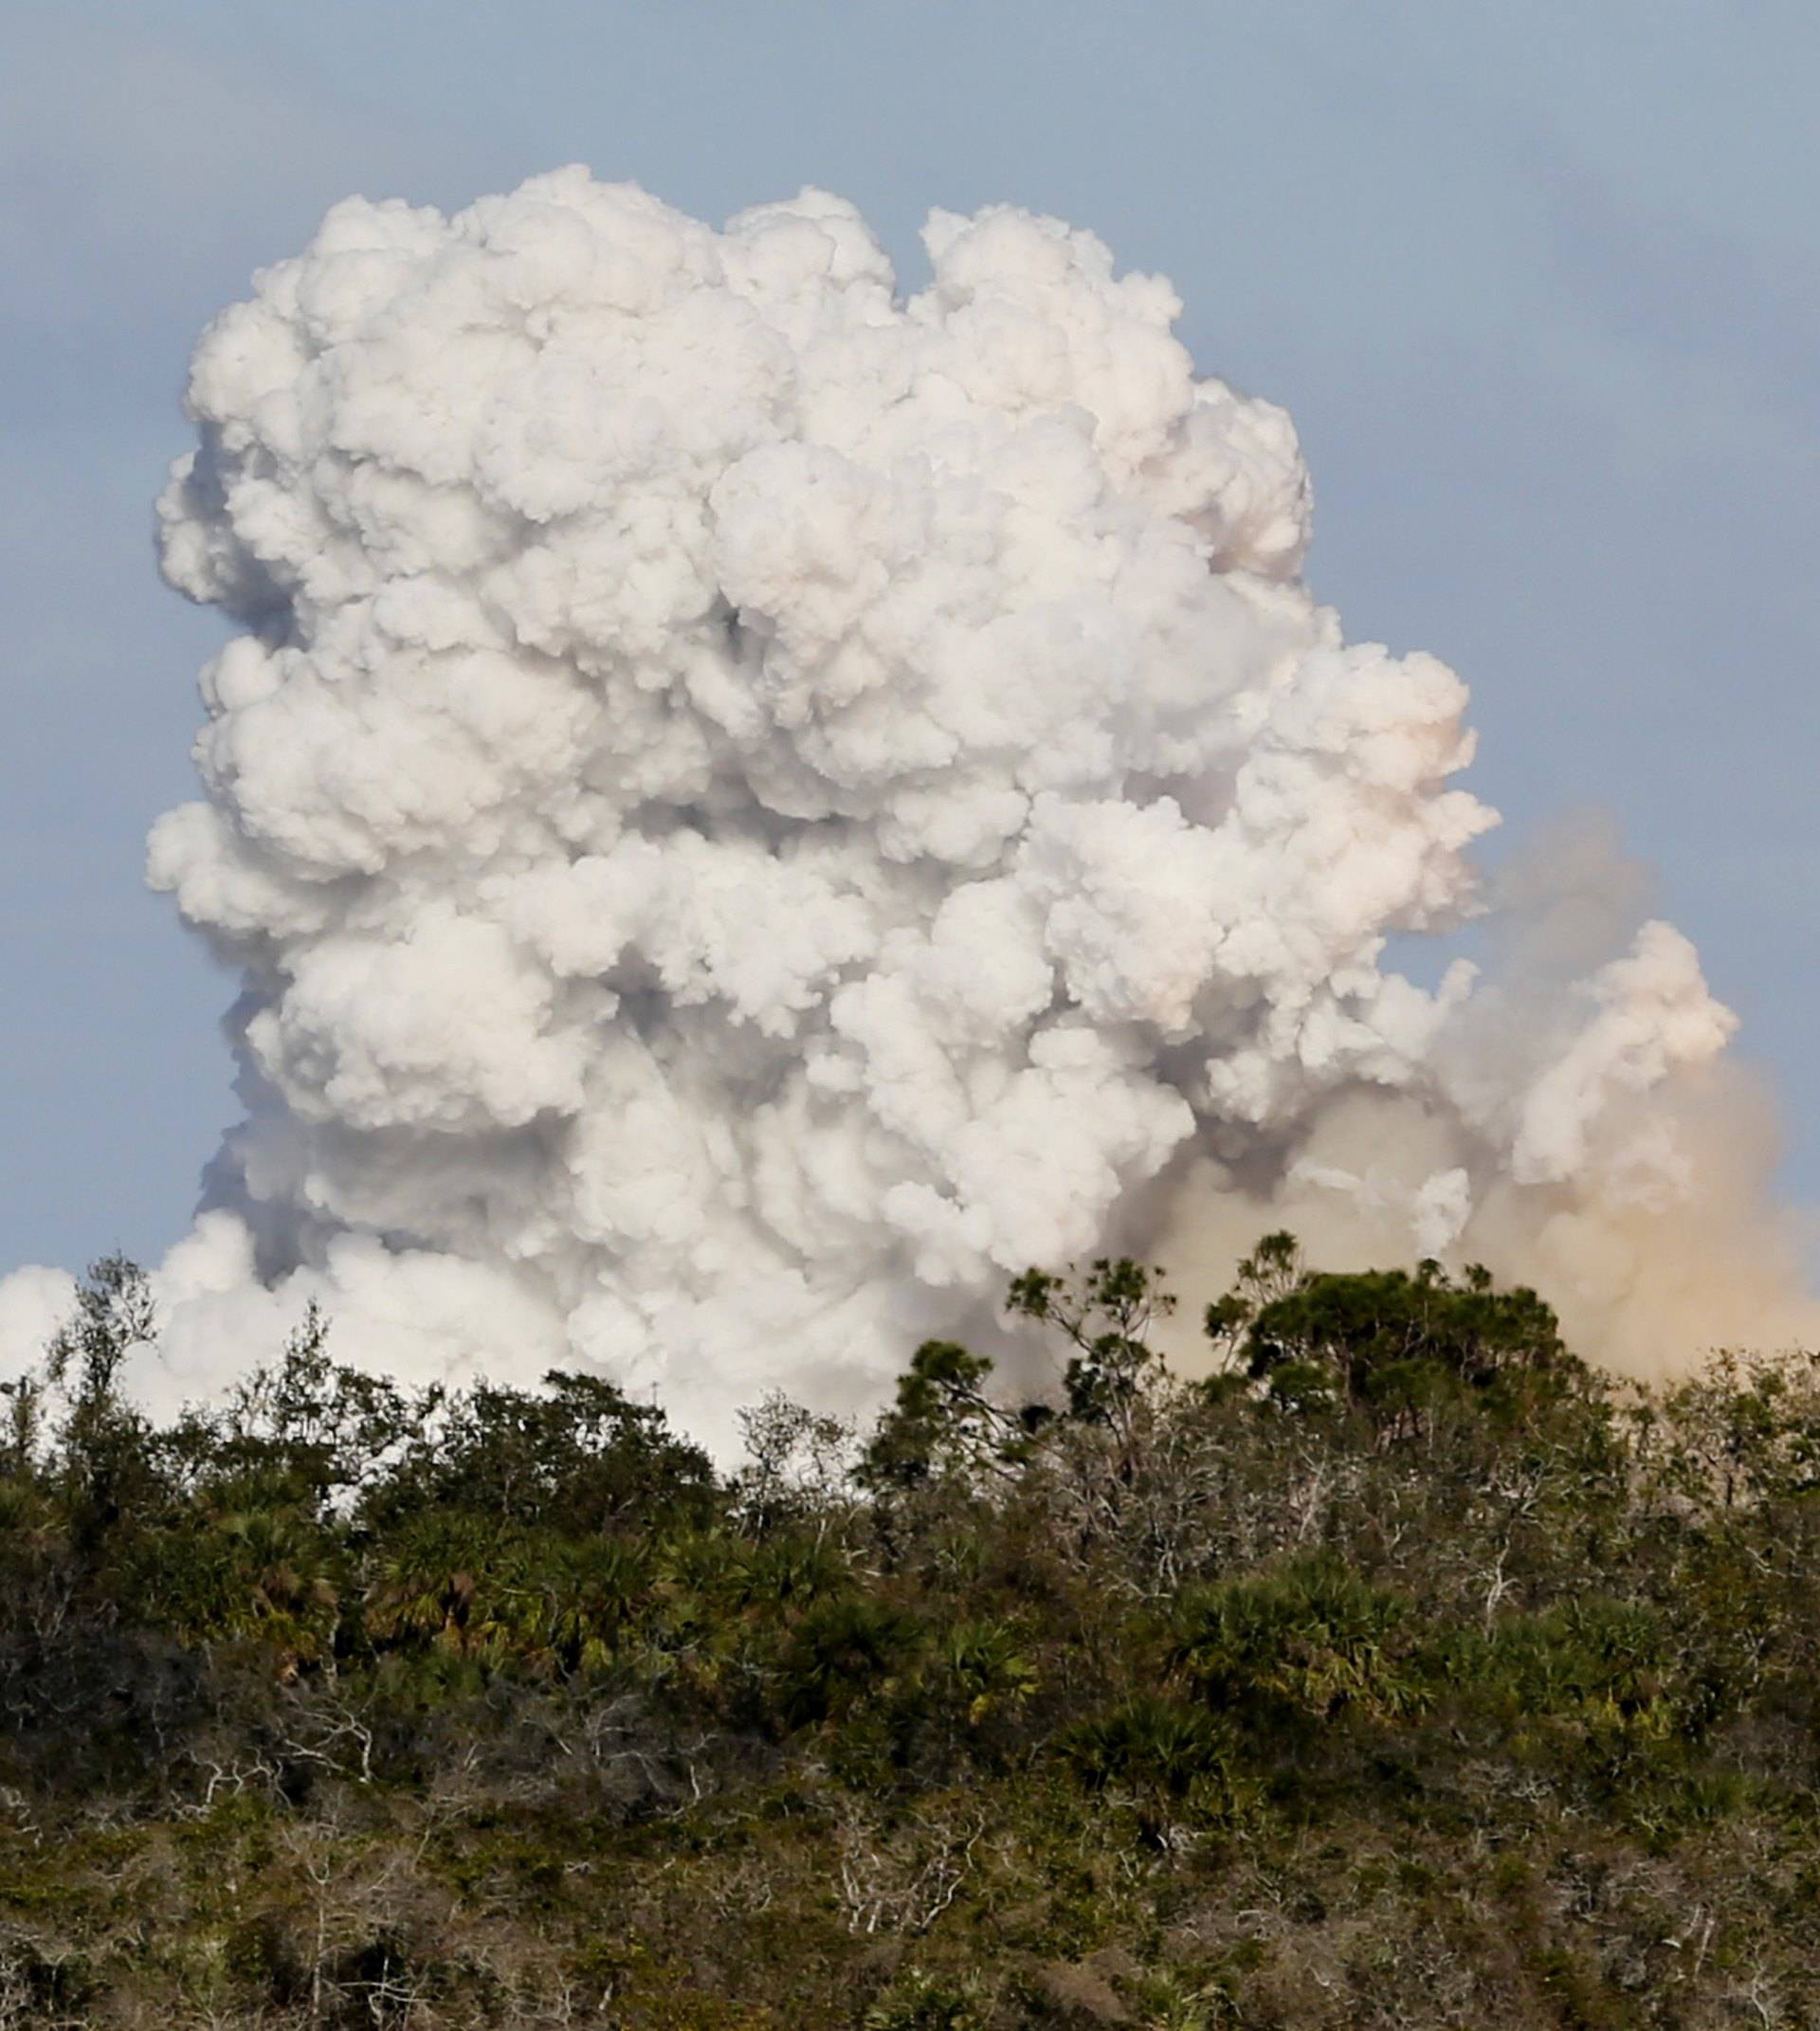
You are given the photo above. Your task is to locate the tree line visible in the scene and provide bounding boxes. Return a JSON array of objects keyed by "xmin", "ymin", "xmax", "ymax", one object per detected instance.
[{"xmin": 3, "ymin": 1239, "xmax": 1820, "ymax": 2026}]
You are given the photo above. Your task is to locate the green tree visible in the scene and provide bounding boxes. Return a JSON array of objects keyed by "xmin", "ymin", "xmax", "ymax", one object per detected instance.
[
  {"xmin": 363, "ymin": 1369, "xmax": 719, "ymax": 1536},
  {"xmin": 45, "ymin": 1255, "xmax": 162, "ymax": 1548},
  {"xmin": 1207, "ymin": 1240, "xmax": 1570, "ymax": 1416},
  {"xmin": 859, "ymin": 1340, "xmax": 1029, "ymax": 1492}
]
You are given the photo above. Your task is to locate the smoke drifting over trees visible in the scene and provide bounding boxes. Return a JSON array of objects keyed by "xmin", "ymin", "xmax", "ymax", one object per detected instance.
[{"xmin": 1, "ymin": 171, "xmax": 1811, "ymax": 1442}]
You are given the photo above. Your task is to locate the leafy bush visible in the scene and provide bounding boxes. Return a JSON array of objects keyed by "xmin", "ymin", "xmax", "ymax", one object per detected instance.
[
  {"xmin": 779, "ymin": 1596, "xmax": 923, "ymax": 1728},
  {"xmin": 864, "ymin": 1967, "xmax": 991, "ymax": 2031},
  {"xmin": 1065, "ymin": 1696, "xmax": 1235, "ymax": 1802},
  {"xmin": 1167, "ymin": 1555, "xmax": 1428, "ymax": 1726}
]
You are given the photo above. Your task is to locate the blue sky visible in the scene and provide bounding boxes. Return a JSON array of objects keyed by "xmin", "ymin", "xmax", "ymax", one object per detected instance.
[{"xmin": 2, "ymin": 0, "xmax": 1816, "ymax": 1272}]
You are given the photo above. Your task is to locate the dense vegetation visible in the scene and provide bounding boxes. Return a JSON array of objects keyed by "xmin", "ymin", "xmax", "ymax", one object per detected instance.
[{"xmin": 4, "ymin": 1238, "xmax": 1820, "ymax": 2027}]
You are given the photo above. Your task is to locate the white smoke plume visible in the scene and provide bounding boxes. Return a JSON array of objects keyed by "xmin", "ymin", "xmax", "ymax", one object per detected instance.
[{"xmin": 5, "ymin": 171, "xmax": 1811, "ymax": 1446}]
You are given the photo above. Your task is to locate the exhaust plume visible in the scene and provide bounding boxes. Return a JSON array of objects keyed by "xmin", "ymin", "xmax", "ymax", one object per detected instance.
[{"xmin": 5, "ymin": 172, "xmax": 1811, "ymax": 1444}]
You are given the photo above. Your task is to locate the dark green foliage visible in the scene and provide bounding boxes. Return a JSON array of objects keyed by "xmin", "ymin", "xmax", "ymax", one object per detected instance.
[
  {"xmin": 779, "ymin": 1595, "xmax": 922, "ymax": 1727},
  {"xmin": 1064, "ymin": 1696, "xmax": 1235, "ymax": 1804},
  {"xmin": 931, "ymin": 1617, "xmax": 1038, "ymax": 1727},
  {"xmin": 1167, "ymin": 1555, "xmax": 1428, "ymax": 1726},
  {"xmin": 199, "ymin": 1298, "xmax": 415, "ymax": 1513},
  {"xmin": 43, "ymin": 1253, "xmax": 160, "ymax": 1545},
  {"xmin": 363, "ymin": 1367, "xmax": 719, "ymax": 1536},
  {"xmin": 1236, "ymin": 1247, "xmax": 1568, "ymax": 1401},
  {"xmin": 859, "ymin": 1338, "xmax": 1024, "ymax": 1491},
  {"xmin": 5, "ymin": 1242, "xmax": 1820, "ymax": 2025}
]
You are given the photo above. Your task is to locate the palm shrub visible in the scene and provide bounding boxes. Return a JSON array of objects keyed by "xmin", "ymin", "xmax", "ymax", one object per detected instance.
[
  {"xmin": 129, "ymin": 1504, "xmax": 341, "ymax": 1673},
  {"xmin": 509, "ymin": 1533, "xmax": 654, "ymax": 1677},
  {"xmin": 863, "ymin": 1967, "xmax": 991, "ymax": 2031},
  {"xmin": 778, "ymin": 1595, "xmax": 923, "ymax": 1729},
  {"xmin": 737, "ymin": 1531, "xmax": 853, "ymax": 1611},
  {"xmin": 362, "ymin": 1510, "xmax": 510, "ymax": 1659},
  {"xmin": 1469, "ymin": 1597, "xmax": 1675, "ymax": 1736},
  {"xmin": 1065, "ymin": 1695, "xmax": 1250, "ymax": 1845},
  {"xmin": 1166, "ymin": 1554, "xmax": 1429, "ymax": 1727},
  {"xmin": 931, "ymin": 1617, "xmax": 1038, "ymax": 1727}
]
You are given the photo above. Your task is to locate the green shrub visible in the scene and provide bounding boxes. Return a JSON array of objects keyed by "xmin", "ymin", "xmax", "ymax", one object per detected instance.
[
  {"xmin": 1065, "ymin": 1696, "xmax": 1234, "ymax": 1800},
  {"xmin": 778, "ymin": 1596, "xmax": 923, "ymax": 1728},
  {"xmin": 864, "ymin": 1966, "xmax": 991, "ymax": 2031},
  {"xmin": 1167, "ymin": 1555, "xmax": 1427, "ymax": 1726}
]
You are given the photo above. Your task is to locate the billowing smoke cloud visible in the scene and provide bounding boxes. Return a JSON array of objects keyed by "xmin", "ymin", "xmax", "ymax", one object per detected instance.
[{"xmin": 5, "ymin": 171, "xmax": 1811, "ymax": 1445}]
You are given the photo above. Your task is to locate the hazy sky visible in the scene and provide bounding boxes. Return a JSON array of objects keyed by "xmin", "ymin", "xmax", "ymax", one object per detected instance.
[{"xmin": 2, "ymin": 0, "xmax": 1816, "ymax": 1274}]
